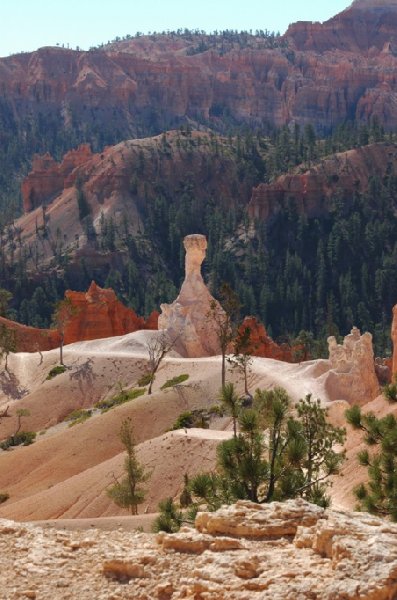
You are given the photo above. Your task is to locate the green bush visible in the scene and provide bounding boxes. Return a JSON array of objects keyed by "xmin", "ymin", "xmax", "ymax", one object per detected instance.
[
  {"xmin": 65, "ymin": 408, "xmax": 93, "ymax": 426},
  {"xmin": 161, "ymin": 374, "xmax": 189, "ymax": 390},
  {"xmin": 171, "ymin": 409, "xmax": 210, "ymax": 430},
  {"xmin": 46, "ymin": 365, "xmax": 67, "ymax": 380},
  {"xmin": 383, "ymin": 381, "xmax": 397, "ymax": 403},
  {"xmin": 95, "ymin": 388, "xmax": 146, "ymax": 412},
  {"xmin": 137, "ymin": 373, "xmax": 153, "ymax": 387},
  {"xmin": 0, "ymin": 431, "xmax": 36, "ymax": 450},
  {"xmin": 0, "ymin": 492, "xmax": 9, "ymax": 504}
]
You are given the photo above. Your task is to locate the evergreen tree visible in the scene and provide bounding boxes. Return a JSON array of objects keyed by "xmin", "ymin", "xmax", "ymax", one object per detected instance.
[
  {"xmin": 107, "ymin": 418, "xmax": 149, "ymax": 515},
  {"xmin": 346, "ymin": 404, "xmax": 397, "ymax": 519}
]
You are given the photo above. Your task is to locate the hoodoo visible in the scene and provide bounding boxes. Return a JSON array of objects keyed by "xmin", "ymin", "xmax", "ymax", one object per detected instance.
[{"xmin": 158, "ymin": 234, "xmax": 225, "ymax": 357}]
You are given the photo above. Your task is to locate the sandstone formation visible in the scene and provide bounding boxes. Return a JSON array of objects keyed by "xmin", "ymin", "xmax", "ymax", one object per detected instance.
[
  {"xmin": 325, "ymin": 326, "xmax": 379, "ymax": 404},
  {"xmin": 3, "ymin": 0, "xmax": 397, "ymax": 163},
  {"xmin": 159, "ymin": 235, "xmax": 225, "ymax": 357},
  {"xmin": 248, "ymin": 143, "xmax": 397, "ymax": 221},
  {"xmin": 239, "ymin": 316, "xmax": 297, "ymax": 362},
  {"xmin": 287, "ymin": 0, "xmax": 397, "ymax": 53},
  {"xmin": 0, "ymin": 282, "xmax": 157, "ymax": 353},
  {"xmin": 22, "ymin": 144, "xmax": 93, "ymax": 212},
  {"xmin": 63, "ymin": 281, "xmax": 153, "ymax": 345},
  {"xmin": 2, "ymin": 499, "xmax": 397, "ymax": 598}
]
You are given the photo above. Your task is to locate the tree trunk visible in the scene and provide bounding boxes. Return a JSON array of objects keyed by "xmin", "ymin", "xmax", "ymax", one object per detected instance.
[
  {"xmin": 221, "ymin": 351, "xmax": 226, "ymax": 389},
  {"xmin": 59, "ymin": 336, "xmax": 64, "ymax": 366}
]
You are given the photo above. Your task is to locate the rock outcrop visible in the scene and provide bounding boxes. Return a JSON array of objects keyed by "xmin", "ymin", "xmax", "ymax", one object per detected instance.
[
  {"xmin": 239, "ymin": 316, "xmax": 297, "ymax": 362},
  {"xmin": 287, "ymin": 0, "xmax": 397, "ymax": 53},
  {"xmin": 158, "ymin": 234, "xmax": 225, "ymax": 357},
  {"xmin": 248, "ymin": 143, "xmax": 397, "ymax": 221},
  {"xmin": 0, "ymin": 282, "xmax": 157, "ymax": 352},
  {"xmin": 2, "ymin": 499, "xmax": 397, "ymax": 598},
  {"xmin": 63, "ymin": 281, "xmax": 153, "ymax": 345},
  {"xmin": 325, "ymin": 326, "xmax": 379, "ymax": 404},
  {"xmin": 22, "ymin": 144, "xmax": 93, "ymax": 212}
]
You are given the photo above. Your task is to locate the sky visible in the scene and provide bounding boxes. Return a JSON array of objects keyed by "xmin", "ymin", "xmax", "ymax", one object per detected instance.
[{"xmin": 1, "ymin": 0, "xmax": 351, "ymax": 57}]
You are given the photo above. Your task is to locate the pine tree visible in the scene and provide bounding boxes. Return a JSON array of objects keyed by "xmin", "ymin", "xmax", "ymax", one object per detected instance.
[
  {"xmin": 346, "ymin": 405, "xmax": 397, "ymax": 520},
  {"xmin": 107, "ymin": 418, "xmax": 149, "ymax": 515}
]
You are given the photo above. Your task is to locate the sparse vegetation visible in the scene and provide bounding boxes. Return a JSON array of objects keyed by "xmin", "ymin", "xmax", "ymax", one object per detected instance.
[
  {"xmin": 161, "ymin": 373, "xmax": 189, "ymax": 389},
  {"xmin": 137, "ymin": 373, "xmax": 153, "ymax": 387},
  {"xmin": 152, "ymin": 497, "xmax": 184, "ymax": 533},
  {"xmin": 95, "ymin": 387, "xmax": 145, "ymax": 412},
  {"xmin": 46, "ymin": 365, "xmax": 67, "ymax": 380},
  {"xmin": 171, "ymin": 406, "xmax": 224, "ymax": 430},
  {"xmin": 0, "ymin": 431, "xmax": 36, "ymax": 450},
  {"xmin": 107, "ymin": 418, "xmax": 149, "ymax": 515},
  {"xmin": 64, "ymin": 408, "xmax": 93, "ymax": 426},
  {"xmin": 0, "ymin": 492, "xmax": 9, "ymax": 504}
]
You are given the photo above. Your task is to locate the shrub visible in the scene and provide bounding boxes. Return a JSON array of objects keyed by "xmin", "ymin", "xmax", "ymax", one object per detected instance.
[
  {"xmin": 65, "ymin": 408, "xmax": 92, "ymax": 426},
  {"xmin": 171, "ymin": 409, "xmax": 210, "ymax": 430},
  {"xmin": 95, "ymin": 388, "xmax": 145, "ymax": 412},
  {"xmin": 46, "ymin": 365, "xmax": 67, "ymax": 380},
  {"xmin": 0, "ymin": 492, "xmax": 9, "ymax": 504},
  {"xmin": 383, "ymin": 380, "xmax": 397, "ymax": 403},
  {"xmin": 137, "ymin": 373, "xmax": 153, "ymax": 387},
  {"xmin": 0, "ymin": 431, "xmax": 36, "ymax": 450},
  {"xmin": 161, "ymin": 374, "xmax": 189, "ymax": 390}
]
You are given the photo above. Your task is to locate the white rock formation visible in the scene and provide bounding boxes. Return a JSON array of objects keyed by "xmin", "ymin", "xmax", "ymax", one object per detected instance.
[
  {"xmin": 2, "ymin": 500, "xmax": 397, "ymax": 598},
  {"xmin": 158, "ymin": 234, "xmax": 225, "ymax": 357},
  {"xmin": 325, "ymin": 326, "xmax": 379, "ymax": 404}
]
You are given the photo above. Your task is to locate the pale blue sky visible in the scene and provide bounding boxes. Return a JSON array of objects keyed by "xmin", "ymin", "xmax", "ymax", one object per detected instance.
[{"xmin": 1, "ymin": 1, "xmax": 351, "ymax": 57}]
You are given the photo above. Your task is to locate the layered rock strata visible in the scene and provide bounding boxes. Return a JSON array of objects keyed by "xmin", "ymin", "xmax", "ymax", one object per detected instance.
[
  {"xmin": 158, "ymin": 234, "xmax": 225, "ymax": 357},
  {"xmin": 2, "ymin": 499, "xmax": 397, "ymax": 598},
  {"xmin": 325, "ymin": 326, "xmax": 379, "ymax": 403}
]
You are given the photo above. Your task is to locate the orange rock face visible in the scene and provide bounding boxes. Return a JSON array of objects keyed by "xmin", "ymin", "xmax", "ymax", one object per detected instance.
[
  {"xmin": 63, "ymin": 281, "xmax": 156, "ymax": 345},
  {"xmin": 22, "ymin": 144, "xmax": 93, "ymax": 212},
  {"xmin": 0, "ymin": 282, "xmax": 157, "ymax": 353},
  {"xmin": 4, "ymin": 3, "xmax": 397, "ymax": 157},
  {"xmin": 239, "ymin": 316, "xmax": 296, "ymax": 362},
  {"xmin": 0, "ymin": 316, "xmax": 60, "ymax": 352}
]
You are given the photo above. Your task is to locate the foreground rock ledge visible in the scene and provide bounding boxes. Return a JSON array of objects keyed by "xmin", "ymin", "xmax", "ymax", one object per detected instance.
[{"xmin": 2, "ymin": 499, "xmax": 397, "ymax": 599}]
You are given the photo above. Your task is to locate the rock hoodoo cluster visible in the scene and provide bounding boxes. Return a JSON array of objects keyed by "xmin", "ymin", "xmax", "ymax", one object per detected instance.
[
  {"xmin": 22, "ymin": 144, "xmax": 93, "ymax": 212},
  {"xmin": 325, "ymin": 326, "xmax": 379, "ymax": 404},
  {"xmin": 0, "ymin": 282, "xmax": 158, "ymax": 353},
  {"xmin": 63, "ymin": 281, "xmax": 157, "ymax": 345},
  {"xmin": 159, "ymin": 234, "xmax": 225, "ymax": 357}
]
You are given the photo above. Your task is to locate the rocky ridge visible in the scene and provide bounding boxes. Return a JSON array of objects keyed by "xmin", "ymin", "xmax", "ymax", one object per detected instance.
[
  {"xmin": 3, "ymin": 0, "xmax": 397, "ymax": 157},
  {"xmin": 248, "ymin": 143, "xmax": 397, "ymax": 221},
  {"xmin": 2, "ymin": 499, "xmax": 397, "ymax": 599}
]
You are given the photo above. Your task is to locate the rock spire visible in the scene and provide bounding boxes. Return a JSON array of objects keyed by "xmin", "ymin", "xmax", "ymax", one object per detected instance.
[{"xmin": 158, "ymin": 234, "xmax": 224, "ymax": 357}]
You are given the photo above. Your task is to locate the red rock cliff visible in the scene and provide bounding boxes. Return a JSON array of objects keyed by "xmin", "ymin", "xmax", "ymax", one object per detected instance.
[{"xmin": 22, "ymin": 144, "xmax": 93, "ymax": 212}]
